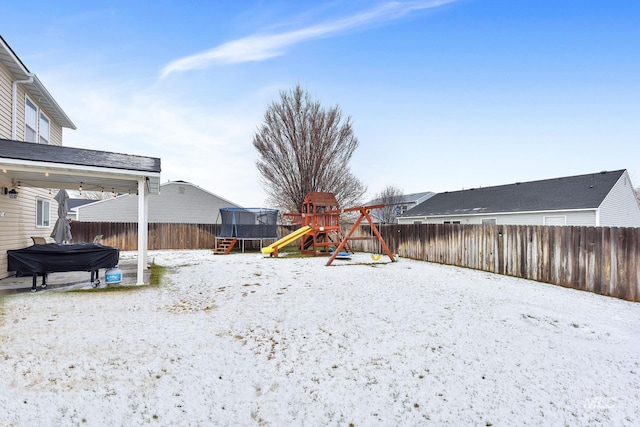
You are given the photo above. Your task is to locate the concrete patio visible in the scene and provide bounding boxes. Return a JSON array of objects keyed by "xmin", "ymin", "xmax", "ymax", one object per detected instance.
[{"xmin": 0, "ymin": 257, "xmax": 150, "ymax": 295}]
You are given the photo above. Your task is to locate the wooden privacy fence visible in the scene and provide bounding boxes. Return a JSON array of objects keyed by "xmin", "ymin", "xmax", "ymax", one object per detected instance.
[
  {"xmin": 71, "ymin": 222, "xmax": 640, "ymax": 302},
  {"xmin": 71, "ymin": 222, "xmax": 220, "ymax": 250},
  {"xmin": 71, "ymin": 222, "xmax": 293, "ymax": 251},
  {"xmin": 349, "ymin": 224, "xmax": 640, "ymax": 302}
]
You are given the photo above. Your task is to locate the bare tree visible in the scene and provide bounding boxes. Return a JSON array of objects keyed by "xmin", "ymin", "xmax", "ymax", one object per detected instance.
[
  {"xmin": 371, "ymin": 185, "xmax": 405, "ymax": 224},
  {"xmin": 253, "ymin": 85, "xmax": 366, "ymax": 213}
]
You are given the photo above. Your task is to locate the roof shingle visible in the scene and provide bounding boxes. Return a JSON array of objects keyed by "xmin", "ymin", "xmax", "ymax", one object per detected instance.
[{"xmin": 403, "ymin": 170, "xmax": 625, "ymax": 217}]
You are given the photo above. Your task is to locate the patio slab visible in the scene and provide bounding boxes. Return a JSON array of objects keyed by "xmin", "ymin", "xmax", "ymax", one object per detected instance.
[{"xmin": 0, "ymin": 258, "xmax": 149, "ymax": 295}]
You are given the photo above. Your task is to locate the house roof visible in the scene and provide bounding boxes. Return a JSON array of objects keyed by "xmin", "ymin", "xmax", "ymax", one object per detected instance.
[
  {"xmin": 161, "ymin": 181, "xmax": 242, "ymax": 208},
  {"xmin": 403, "ymin": 170, "xmax": 626, "ymax": 217},
  {"xmin": 366, "ymin": 191, "xmax": 435, "ymax": 206},
  {"xmin": 68, "ymin": 198, "xmax": 96, "ymax": 210},
  {"xmin": 0, "ymin": 35, "xmax": 76, "ymax": 130},
  {"xmin": 73, "ymin": 180, "xmax": 241, "ymax": 211},
  {"xmin": 0, "ymin": 138, "xmax": 161, "ymax": 194}
]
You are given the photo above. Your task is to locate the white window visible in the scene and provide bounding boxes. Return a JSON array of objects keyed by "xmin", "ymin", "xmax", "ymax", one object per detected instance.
[
  {"xmin": 25, "ymin": 97, "xmax": 38, "ymax": 142},
  {"xmin": 482, "ymin": 218, "xmax": 497, "ymax": 225},
  {"xmin": 39, "ymin": 113, "xmax": 50, "ymax": 144},
  {"xmin": 544, "ymin": 216, "xmax": 566, "ymax": 226},
  {"xmin": 36, "ymin": 198, "xmax": 51, "ymax": 227}
]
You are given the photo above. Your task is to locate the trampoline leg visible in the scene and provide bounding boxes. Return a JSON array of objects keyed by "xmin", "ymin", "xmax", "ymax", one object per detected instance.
[{"xmin": 31, "ymin": 274, "xmax": 37, "ymax": 293}]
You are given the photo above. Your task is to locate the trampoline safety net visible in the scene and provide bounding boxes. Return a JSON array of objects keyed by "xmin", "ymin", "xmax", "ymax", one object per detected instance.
[{"xmin": 218, "ymin": 207, "xmax": 278, "ymax": 239}]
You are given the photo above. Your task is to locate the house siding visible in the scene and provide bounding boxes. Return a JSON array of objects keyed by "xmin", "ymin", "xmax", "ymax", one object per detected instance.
[
  {"xmin": 19, "ymin": 86, "xmax": 63, "ymax": 146},
  {"xmin": 49, "ymin": 117, "xmax": 62, "ymax": 146},
  {"xmin": 0, "ymin": 42, "xmax": 68, "ymax": 272},
  {"xmin": 77, "ymin": 182, "xmax": 240, "ymax": 224},
  {"xmin": 598, "ymin": 171, "xmax": 640, "ymax": 227},
  {"xmin": 399, "ymin": 210, "xmax": 597, "ymax": 226},
  {"xmin": 0, "ymin": 62, "xmax": 12, "ymax": 138},
  {"xmin": 0, "ymin": 183, "xmax": 55, "ymax": 269},
  {"xmin": 0, "ymin": 63, "xmax": 63, "ymax": 145}
]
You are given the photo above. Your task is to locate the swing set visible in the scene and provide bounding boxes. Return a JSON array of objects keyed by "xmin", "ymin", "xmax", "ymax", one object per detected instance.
[
  {"xmin": 266, "ymin": 192, "xmax": 395, "ymax": 266},
  {"xmin": 325, "ymin": 204, "xmax": 395, "ymax": 266}
]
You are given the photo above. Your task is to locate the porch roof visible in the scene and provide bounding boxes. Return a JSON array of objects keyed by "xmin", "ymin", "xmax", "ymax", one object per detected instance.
[{"xmin": 0, "ymin": 139, "xmax": 161, "ymax": 194}]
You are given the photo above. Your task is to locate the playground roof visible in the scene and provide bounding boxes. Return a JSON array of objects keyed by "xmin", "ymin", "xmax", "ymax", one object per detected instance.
[{"xmin": 304, "ymin": 192, "xmax": 338, "ymax": 207}]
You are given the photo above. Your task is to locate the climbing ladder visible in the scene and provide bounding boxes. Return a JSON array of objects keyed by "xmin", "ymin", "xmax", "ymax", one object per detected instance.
[{"xmin": 214, "ymin": 238, "xmax": 237, "ymax": 255}]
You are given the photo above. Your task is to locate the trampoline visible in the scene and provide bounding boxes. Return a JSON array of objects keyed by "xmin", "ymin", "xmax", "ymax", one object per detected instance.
[{"xmin": 217, "ymin": 207, "xmax": 279, "ymax": 252}]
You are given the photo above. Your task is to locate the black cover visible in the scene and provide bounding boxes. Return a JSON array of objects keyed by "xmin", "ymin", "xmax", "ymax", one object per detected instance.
[{"xmin": 7, "ymin": 243, "xmax": 119, "ymax": 275}]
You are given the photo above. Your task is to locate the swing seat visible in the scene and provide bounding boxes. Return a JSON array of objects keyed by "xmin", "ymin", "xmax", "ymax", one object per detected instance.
[
  {"xmin": 371, "ymin": 254, "xmax": 381, "ymax": 261},
  {"xmin": 330, "ymin": 248, "xmax": 352, "ymax": 259}
]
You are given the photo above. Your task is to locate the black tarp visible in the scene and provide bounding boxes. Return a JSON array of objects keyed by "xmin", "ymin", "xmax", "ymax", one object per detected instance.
[{"xmin": 7, "ymin": 243, "xmax": 119, "ymax": 275}]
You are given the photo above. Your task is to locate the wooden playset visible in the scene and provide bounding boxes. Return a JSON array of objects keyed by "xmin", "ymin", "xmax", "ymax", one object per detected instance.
[{"xmin": 263, "ymin": 191, "xmax": 395, "ymax": 264}]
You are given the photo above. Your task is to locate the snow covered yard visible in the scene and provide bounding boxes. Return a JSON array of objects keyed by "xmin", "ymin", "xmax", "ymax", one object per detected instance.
[{"xmin": 0, "ymin": 250, "xmax": 638, "ymax": 426}]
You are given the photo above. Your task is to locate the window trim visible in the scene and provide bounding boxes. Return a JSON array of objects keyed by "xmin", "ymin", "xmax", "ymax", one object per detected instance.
[
  {"xmin": 543, "ymin": 215, "xmax": 567, "ymax": 226},
  {"xmin": 36, "ymin": 197, "xmax": 51, "ymax": 228},
  {"xmin": 25, "ymin": 96, "xmax": 38, "ymax": 143},
  {"xmin": 39, "ymin": 111, "xmax": 50, "ymax": 144}
]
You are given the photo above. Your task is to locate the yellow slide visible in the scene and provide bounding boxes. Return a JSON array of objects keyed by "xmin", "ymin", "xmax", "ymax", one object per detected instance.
[{"xmin": 262, "ymin": 226, "xmax": 312, "ymax": 255}]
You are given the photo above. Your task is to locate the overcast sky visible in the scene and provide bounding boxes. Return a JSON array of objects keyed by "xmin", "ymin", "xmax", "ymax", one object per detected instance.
[{"xmin": 3, "ymin": 0, "xmax": 639, "ymax": 207}]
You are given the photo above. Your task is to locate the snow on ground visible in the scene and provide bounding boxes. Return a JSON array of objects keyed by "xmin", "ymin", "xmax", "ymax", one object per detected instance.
[{"xmin": 0, "ymin": 250, "xmax": 638, "ymax": 426}]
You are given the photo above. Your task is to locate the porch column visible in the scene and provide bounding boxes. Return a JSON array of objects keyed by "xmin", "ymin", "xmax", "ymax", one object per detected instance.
[{"xmin": 136, "ymin": 178, "xmax": 147, "ymax": 285}]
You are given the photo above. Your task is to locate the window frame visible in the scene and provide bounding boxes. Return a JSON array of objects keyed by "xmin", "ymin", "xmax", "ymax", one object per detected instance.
[
  {"xmin": 25, "ymin": 96, "xmax": 38, "ymax": 143},
  {"xmin": 543, "ymin": 215, "xmax": 567, "ymax": 226},
  {"xmin": 39, "ymin": 111, "xmax": 50, "ymax": 144},
  {"xmin": 36, "ymin": 197, "xmax": 51, "ymax": 228}
]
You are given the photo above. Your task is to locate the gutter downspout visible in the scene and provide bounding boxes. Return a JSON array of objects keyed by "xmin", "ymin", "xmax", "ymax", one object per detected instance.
[{"xmin": 12, "ymin": 73, "xmax": 35, "ymax": 139}]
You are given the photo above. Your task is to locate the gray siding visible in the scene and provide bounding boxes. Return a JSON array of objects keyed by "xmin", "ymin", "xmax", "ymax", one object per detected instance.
[
  {"xmin": 76, "ymin": 182, "xmax": 241, "ymax": 224},
  {"xmin": 598, "ymin": 171, "xmax": 640, "ymax": 227}
]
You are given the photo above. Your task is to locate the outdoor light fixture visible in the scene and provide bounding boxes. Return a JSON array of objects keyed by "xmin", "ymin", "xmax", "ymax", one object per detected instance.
[
  {"xmin": 78, "ymin": 182, "xmax": 83, "ymax": 192},
  {"xmin": 16, "ymin": 181, "xmax": 21, "ymax": 189},
  {"xmin": 8, "ymin": 188, "xmax": 18, "ymax": 199},
  {"xmin": 45, "ymin": 172, "xmax": 49, "ymax": 177},
  {"xmin": 2, "ymin": 169, "xmax": 6, "ymax": 173}
]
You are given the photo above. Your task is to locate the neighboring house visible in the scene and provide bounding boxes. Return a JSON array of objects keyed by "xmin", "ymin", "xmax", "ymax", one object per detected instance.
[
  {"xmin": 399, "ymin": 170, "xmax": 640, "ymax": 227},
  {"xmin": 67, "ymin": 198, "xmax": 95, "ymax": 220},
  {"xmin": 75, "ymin": 181, "xmax": 241, "ymax": 224},
  {"xmin": 0, "ymin": 35, "xmax": 161, "ymax": 284},
  {"xmin": 365, "ymin": 192, "xmax": 435, "ymax": 223}
]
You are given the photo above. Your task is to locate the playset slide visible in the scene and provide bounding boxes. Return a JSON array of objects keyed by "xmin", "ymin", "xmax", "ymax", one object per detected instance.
[{"xmin": 261, "ymin": 226, "xmax": 312, "ymax": 255}]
